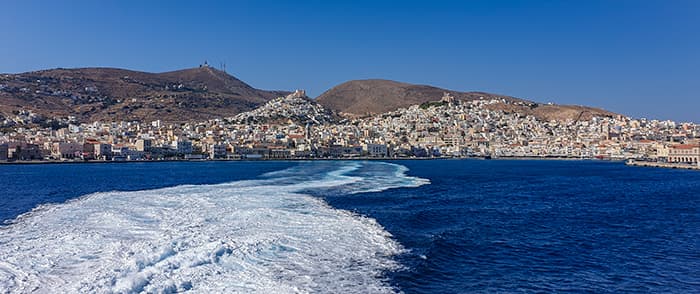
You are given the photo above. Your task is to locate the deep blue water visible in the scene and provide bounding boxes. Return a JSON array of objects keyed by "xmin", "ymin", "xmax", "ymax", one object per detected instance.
[{"xmin": 1, "ymin": 160, "xmax": 699, "ymax": 293}]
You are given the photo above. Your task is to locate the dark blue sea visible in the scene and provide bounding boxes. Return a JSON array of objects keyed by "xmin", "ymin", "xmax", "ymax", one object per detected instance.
[{"xmin": 1, "ymin": 160, "xmax": 699, "ymax": 293}]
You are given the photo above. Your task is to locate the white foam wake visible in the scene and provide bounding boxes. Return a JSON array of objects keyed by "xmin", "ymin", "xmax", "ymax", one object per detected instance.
[{"xmin": 0, "ymin": 161, "xmax": 429, "ymax": 293}]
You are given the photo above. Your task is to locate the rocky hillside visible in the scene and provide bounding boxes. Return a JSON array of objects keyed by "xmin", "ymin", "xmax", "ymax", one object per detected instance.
[
  {"xmin": 0, "ymin": 66, "xmax": 289, "ymax": 122},
  {"xmin": 484, "ymin": 103, "xmax": 617, "ymax": 122},
  {"xmin": 315, "ymin": 79, "xmax": 616, "ymax": 121}
]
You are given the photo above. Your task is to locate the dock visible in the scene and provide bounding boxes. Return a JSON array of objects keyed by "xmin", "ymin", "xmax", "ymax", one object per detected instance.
[{"xmin": 626, "ymin": 160, "xmax": 700, "ymax": 170}]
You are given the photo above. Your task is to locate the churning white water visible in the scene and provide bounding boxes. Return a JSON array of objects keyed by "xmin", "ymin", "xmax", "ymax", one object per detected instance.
[{"xmin": 0, "ymin": 161, "xmax": 428, "ymax": 293}]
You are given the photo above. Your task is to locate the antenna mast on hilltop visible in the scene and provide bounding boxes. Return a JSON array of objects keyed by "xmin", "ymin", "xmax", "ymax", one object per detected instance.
[{"xmin": 220, "ymin": 62, "xmax": 226, "ymax": 73}]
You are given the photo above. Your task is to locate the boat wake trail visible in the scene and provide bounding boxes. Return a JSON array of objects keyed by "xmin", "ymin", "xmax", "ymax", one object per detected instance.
[{"xmin": 0, "ymin": 161, "xmax": 428, "ymax": 293}]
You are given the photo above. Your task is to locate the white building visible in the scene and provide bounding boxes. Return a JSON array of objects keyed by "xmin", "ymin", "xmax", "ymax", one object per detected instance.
[{"xmin": 364, "ymin": 143, "xmax": 388, "ymax": 157}]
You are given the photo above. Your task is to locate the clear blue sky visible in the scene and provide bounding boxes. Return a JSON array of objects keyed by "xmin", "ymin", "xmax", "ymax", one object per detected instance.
[{"xmin": 1, "ymin": 1, "xmax": 698, "ymax": 122}]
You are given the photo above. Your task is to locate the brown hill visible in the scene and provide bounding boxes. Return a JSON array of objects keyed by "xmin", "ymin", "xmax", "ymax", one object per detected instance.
[
  {"xmin": 316, "ymin": 79, "xmax": 616, "ymax": 121},
  {"xmin": 315, "ymin": 79, "xmax": 522, "ymax": 116},
  {"xmin": 485, "ymin": 103, "xmax": 617, "ymax": 122},
  {"xmin": 0, "ymin": 66, "xmax": 289, "ymax": 122}
]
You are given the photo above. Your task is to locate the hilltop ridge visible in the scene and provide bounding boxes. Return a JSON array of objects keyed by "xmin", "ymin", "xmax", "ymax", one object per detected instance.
[
  {"xmin": 0, "ymin": 66, "xmax": 289, "ymax": 122},
  {"xmin": 315, "ymin": 79, "xmax": 616, "ymax": 121},
  {"xmin": 315, "ymin": 79, "xmax": 522, "ymax": 116},
  {"xmin": 1, "ymin": 66, "xmax": 617, "ymax": 124}
]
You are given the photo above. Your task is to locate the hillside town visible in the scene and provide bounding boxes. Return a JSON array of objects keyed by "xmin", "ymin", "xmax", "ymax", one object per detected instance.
[{"xmin": 1, "ymin": 90, "xmax": 699, "ymax": 167}]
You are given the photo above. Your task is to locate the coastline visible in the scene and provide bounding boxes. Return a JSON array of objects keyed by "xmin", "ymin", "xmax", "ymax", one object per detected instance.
[
  {"xmin": 0, "ymin": 157, "xmax": 444, "ymax": 165},
  {"xmin": 0, "ymin": 156, "xmax": 623, "ymax": 166}
]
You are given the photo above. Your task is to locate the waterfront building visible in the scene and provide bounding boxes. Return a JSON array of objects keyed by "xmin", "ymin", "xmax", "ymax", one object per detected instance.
[
  {"xmin": 209, "ymin": 143, "xmax": 227, "ymax": 159},
  {"xmin": 52, "ymin": 142, "xmax": 83, "ymax": 159},
  {"xmin": 111, "ymin": 145, "xmax": 130, "ymax": 156},
  {"xmin": 364, "ymin": 143, "xmax": 388, "ymax": 157},
  {"xmin": 135, "ymin": 139, "xmax": 152, "ymax": 152},
  {"xmin": 269, "ymin": 147, "xmax": 292, "ymax": 159},
  {"xmin": 667, "ymin": 144, "xmax": 700, "ymax": 164},
  {"xmin": 82, "ymin": 141, "xmax": 98, "ymax": 160},
  {"xmin": 94, "ymin": 143, "xmax": 112, "ymax": 160},
  {"xmin": 9, "ymin": 143, "xmax": 43, "ymax": 160},
  {"xmin": 0, "ymin": 143, "xmax": 8, "ymax": 161},
  {"xmin": 173, "ymin": 140, "xmax": 193, "ymax": 155}
]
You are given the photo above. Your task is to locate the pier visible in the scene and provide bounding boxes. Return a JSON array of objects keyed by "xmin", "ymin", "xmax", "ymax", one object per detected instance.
[{"xmin": 626, "ymin": 160, "xmax": 700, "ymax": 170}]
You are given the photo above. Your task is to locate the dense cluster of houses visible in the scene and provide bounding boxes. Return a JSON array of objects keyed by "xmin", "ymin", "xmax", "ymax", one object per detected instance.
[{"xmin": 1, "ymin": 91, "xmax": 699, "ymax": 164}]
